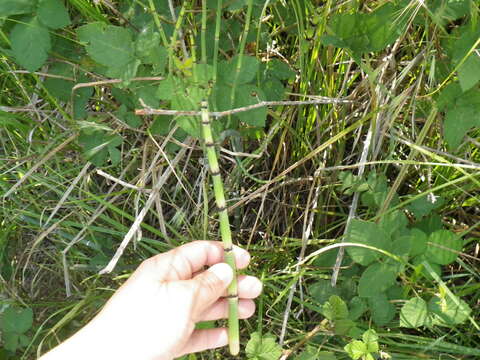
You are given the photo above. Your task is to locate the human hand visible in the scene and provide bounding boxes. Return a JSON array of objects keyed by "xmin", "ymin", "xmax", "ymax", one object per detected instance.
[{"xmin": 40, "ymin": 241, "xmax": 262, "ymax": 360}]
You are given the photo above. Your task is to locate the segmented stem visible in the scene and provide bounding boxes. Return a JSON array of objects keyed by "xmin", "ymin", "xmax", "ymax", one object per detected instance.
[{"xmin": 200, "ymin": 100, "xmax": 240, "ymax": 355}]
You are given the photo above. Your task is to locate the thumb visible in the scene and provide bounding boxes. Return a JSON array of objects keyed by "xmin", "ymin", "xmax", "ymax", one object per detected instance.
[{"xmin": 189, "ymin": 263, "xmax": 233, "ymax": 317}]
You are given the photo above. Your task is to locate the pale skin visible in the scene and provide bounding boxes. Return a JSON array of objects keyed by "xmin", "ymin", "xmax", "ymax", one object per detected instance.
[{"xmin": 40, "ymin": 241, "xmax": 262, "ymax": 360}]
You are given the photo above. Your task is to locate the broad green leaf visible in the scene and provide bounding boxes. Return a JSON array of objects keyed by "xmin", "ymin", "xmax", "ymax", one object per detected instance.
[
  {"xmin": 344, "ymin": 340, "xmax": 368, "ymax": 360},
  {"xmin": 362, "ymin": 329, "xmax": 379, "ymax": 353},
  {"xmin": 115, "ymin": 105, "xmax": 141, "ymax": 128},
  {"xmin": 38, "ymin": 0, "xmax": 71, "ymax": 29},
  {"xmin": 400, "ymin": 297, "xmax": 429, "ymax": 328},
  {"xmin": 245, "ymin": 332, "xmax": 282, "ymax": 360},
  {"xmin": 135, "ymin": 23, "xmax": 168, "ymax": 74},
  {"xmin": 77, "ymin": 22, "xmax": 135, "ymax": 68},
  {"xmin": 428, "ymin": 295, "xmax": 471, "ymax": 327},
  {"xmin": 349, "ymin": 297, "xmax": 367, "ymax": 321},
  {"xmin": 425, "ymin": 230, "xmax": 461, "ymax": 265},
  {"xmin": 73, "ymin": 73, "xmax": 93, "ymax": 119},
  {"xmin": 409, "ymin": 229, "xmax": 428, "ymax": 257},
  {"xmin": 10, "ymin": 17, "xmax": 51, "ymax": 72},
  {"xmin": 309, "ymin": 279, "xmax": 340, "ymax": 305},
  {"xmin": 412, "ymin": 256, "xmax": 442, "ymax": 281},
  {"xmin": 414, "ymin": 213, "xmax": 443, "ymax": 235},
  {"xmin": 358, "ymin": 263, "xmax": 397, "ymax": 297},
  {"xmin": 43, "ymin": 62, "xmax": 74, "ymax": 102},
  {"xmin": 266, "ymin": 59, "xmax": 295, "ymax": 80},
  {"xmin": 104, "ymin": 59, "xmax": 141, "ymax": 85},
  {"xmin": 368, "ymin": 294, "xmax": 395, "ymax": 326},
  {"xmin": 322, "ymin": 295, "xmax": 349, "ymax": 321},
  {"xmin": 1, "ymin": 306, "xmax": 33, "ymax": 334},
  {"xmin": 430, "ymin": 0, "xmax": 471, "ymax": 25},
  {"xmin": 234, "ymin": 84, "xmax": 267, "ymax": 127},
  {"xmin": 345, "ymin": 219, "xmax": 389, "ymax": 266},
  {"xmin": 444, "ymin": 103, "xmax": 478, "ymax": 150},
  {"xmin": 0, "ymin": 0, "xmax": 35, "ymax": 16},
  {"xmin": 157, "ymin": 76, "xmax": 178, "ymax": 101},
  {"xmin": 3, "ymin": 332, "xmax": 19, "ymax": 352},
  {"xmin": 78, "ymin": 130, "xmax": 123, "ymax": 167},
  {"xmin": 407, "ymin": 195, "xmax": 445, "ymax": 219},
  {"xmin": 219, "ymin": 55, "xmax": 260, "ymax": 85},
  {"xmin": 379, "ymin": 210, "xmax": 408, "ymax": 238},
  {"xmin": 334, "ymin": 318, "xmax": 356, "ymax": 335},
  {"xmin": 458, "ymin": 55, "xmax": 480, "ymax": 92}
]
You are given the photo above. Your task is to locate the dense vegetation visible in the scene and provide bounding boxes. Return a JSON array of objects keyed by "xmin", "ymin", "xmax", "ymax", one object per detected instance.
[{"xmin": 1, "ymin": 0, "xmax": 479, "ymax": 359}]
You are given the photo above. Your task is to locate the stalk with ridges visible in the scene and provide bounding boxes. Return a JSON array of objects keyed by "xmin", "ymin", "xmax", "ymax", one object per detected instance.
[{"xmin": 200, "ymin": 100, "xmax": 240, "ymax": 355}]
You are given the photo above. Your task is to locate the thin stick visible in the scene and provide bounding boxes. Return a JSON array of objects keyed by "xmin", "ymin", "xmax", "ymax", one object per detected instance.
[
  {"xmin": 200, "ymin": 100, "xmax": 239, "ymax": 355},
  {"xmin": 135, "ymin": 98, "xmax": 352, "ymax": 117}
]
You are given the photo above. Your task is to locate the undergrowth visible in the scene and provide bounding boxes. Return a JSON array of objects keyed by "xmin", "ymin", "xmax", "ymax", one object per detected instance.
[{"xmin": 1, "ymin": 0, "xmax": 479, "ymax": 359}]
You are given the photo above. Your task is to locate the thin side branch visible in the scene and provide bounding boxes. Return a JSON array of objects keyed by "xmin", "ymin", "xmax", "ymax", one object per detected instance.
[{"xmin": 135, "ymin": 98, "xmax": 353, "ymax": 118}]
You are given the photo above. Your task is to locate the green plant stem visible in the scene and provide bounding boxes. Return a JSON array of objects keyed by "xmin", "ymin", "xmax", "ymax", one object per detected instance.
[{"xmin": 200, "ymin": 100, "xmax": 240, "ymax": 355}]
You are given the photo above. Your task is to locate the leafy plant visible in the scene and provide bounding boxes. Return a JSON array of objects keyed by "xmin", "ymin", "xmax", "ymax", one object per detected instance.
[
  {"xmin": 246, "ymin": 332, "xmax": 283, "ymax": 360},
  {"xmin": 0, "ymin": 306, "xmax": 33, "ymax": 353}
]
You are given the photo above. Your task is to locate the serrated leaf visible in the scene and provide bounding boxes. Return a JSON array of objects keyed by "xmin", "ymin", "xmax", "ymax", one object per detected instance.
[
  {"xmin": 10, "ymin": 17, "xmax": 51, "ymax": 72},
  {"xmin": 309, "ymin": 279, "xmax": 340, "ymax": 305},
  {"xmin": 368, "ymin": 293, "xmax": 395, "ymax": 326},
  {"xmin": 409, "ymin": 228, "xmax": 428, "ymax": 257},
  {"xmin": 362, "ymin": 329, "xmax": 379, "ymax": 353},
  {"xmin": 246, "ymin": 332, "xmax": 282, "ymax": 360},
  {"xmin": 358, "ymin": 263, "xmax": 397, "ymax": 297},
  {"xmin": 425, "ymin": 230, "xmax": 461, "ymax": 265},
  {"xmin": 73, "ymin": 73, "xmax": 93, "ymax": 119},
  {"xmin": 234, "ymin": 84, "xmax": 267, "ymax": 127},
  {"xmin": 407, "ymin": 194, "xmax": 445, "ymax": 219},
  {"xmin": 349, "ymin": 297, "xmax": 367, "ymax": 321},
  {"xmin": 400, "ymin": 297, "xmax": 429, "ymax": 328},
  {"xmin": 1, "ymin": 306, "xmax": 33, "ymax": 334},
  {"xmin": 38, "ymin": 0, "xmax": 71, "ymax": 29},
  {"xmin": 43, "ymin": 62, "xmax": 74, "ymax": 102},
  {"xmin": 3, "ymin": 332, "xmax": 19, "ymax": 352},
  {"xmin": 344, "ymin": 340, "xmax": 368, "ymax": 360},
  {"xmin": 458, "ymin": 54, "xmax": 480, "ymax": 92},
  {"xmin": 428, "ymin": 295, "xmax": 471, "ymax": 327},
  {"xmin": 322, "ymin": 295, "xmax": 349, "ymax": 321},
  {"xmin": 345, "ymin": 219, "xmax": 389, "ymax": 266},
  {"xmin": 334, "ymin": 318, "xmax": 356, "ymax": 335},
  {"xmin": 0, "ymin": 0, "xmax": 35, "ymax": 16},
  {"xmin": 220, "ymin": 55, "xmax": 260, "ymax": 85},
  {"xmin": 379, "ymin": 210, "xmax": 408, "ymax": 238},
  {"xmin": 414, "ymin": 213, "xmax": 443, "ymax": 235},
  {"xmin": 444, "ymin": 103, "xmax": 478, "ymax": 150},
  {"xmin": 296, "ymin": 350, "xmax": 337, "ymax": 360},
  {"xmin": 267, "ymin": 59, "xmax": 295, "ymax": 80},
  {"xmin": 77, "ymin": 22, "xmax": 135, "ymax": 68}
]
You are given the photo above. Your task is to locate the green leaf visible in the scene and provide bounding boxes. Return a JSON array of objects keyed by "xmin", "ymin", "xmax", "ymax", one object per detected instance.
[
  {"xmin": 38, "ymin": 0, "xmax": 71, "ymax": 29},
  {"xmin": 309, "ymin": 279, "xmax": 340, "ymax": 305},
  {"xmin": 458, "ymin": 54, "xmax": 480, "ymax": 92},
  {"xmin": 368, "ymin": 293, "xmax": 395, "ymax": 326},
  {"xmin": 220, "ymin": 55, "xmax": 260, "ymax": 85},
  {"xmin": 414, "ymin": 213, "xmax": 443, "ymax": 235},
  {"xmin": 379, "ymin": 210, "xmax": 408, "ymax": 238},
  {"xmin": 358, "ymin": 263, "xmax": 397, "ymax": 298},
  {"xmin": 412, "ymin": 256, "xmax": 442, "ymax": 281},
  {"xmin": 246, "ymin": 332, "xmax": 282, "ymax": 360},
  {"xmin": 43, "ymin": 62, "xmax": 74, "ymax": 102},
  {"xmin": 115, "ymin": 105, "xmax": 141, "ymax": 128},
  {"xmin": 345, "ymin": 219, "xmax": 389, "ymax": 266},
  {"xmin": 362, "ymin": 329, "xmax": 379, "ymax": 353},
  {"xmin": 428, "ymin": 294, "xmax": 471, "ymax": 327},
  {"xmin": 334, "ymin": 318, "xmax": 356, "ymax": 335},
  {"xmin": 234, "ymin": 84, "xmax": 267, "ymax": 127},
  {"xmin": 3, "ymin": 332, "xmax": 19, "ymax": 352},
  {"xmin": 296, "ymin": 350, "xmax": 337, "ymax": 360},
  {"xmin": 77, "ymin": 22, "xmax": 135, "ymax": 68},
  {"xmin": 443, "ymin": 101, "xmax": 478, "ymax": 150},
  {"xmin": 78, "ymin": 129, "xmax": 123, "ymax": 167},
  {"xmin": 349, "ymin": 297, "xmax": 367, "ymax": 321},
  {"xmin": 135, "ymin": 23, "xmax": 168, "ymax": 74},
  {"xmin": 10, "ymin": 17, "xmax": 51, "ymax": 72},
  {"xmin": 425, "ymin": 230, "xmax": 462, "ymax": 265},
  {"xmin": 321, "ymin": 295, "xmax": 349, "ymax": 321},
  {"xmin": 400, "ymin": 297, "xmax": 429, "ymax": 328},
  {"xmin": 266, "ymin": 59, "xmax": 295, "ymax": 80},
  {"xmin": 73, "ymin": 73, "xmax": 93, "ymax": 119},
  {"xmin": 0, "ymin": 0, "xmax": 35, "ymax": 16},
  {"xmin": 1, "ymin": 306, "xmax": 33, "ymax": 334},
  {"xmin": 344, "ymin": 340, "xmax": 368, "ymax": 360},
  {"xmin": 409, "ymin": 229, "xmax": 428, "ymax": 257},
  {"xmin": 407, "ymin": 194, "xmax": 445, "ymax": 219}
]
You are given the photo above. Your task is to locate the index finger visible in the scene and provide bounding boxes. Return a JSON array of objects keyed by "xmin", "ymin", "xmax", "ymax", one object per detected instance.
[{"xmin": 139, "ymin": 240, "xmax": 250, "ymax": 282}]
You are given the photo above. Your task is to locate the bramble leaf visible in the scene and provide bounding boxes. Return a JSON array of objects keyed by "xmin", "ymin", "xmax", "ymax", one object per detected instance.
[
  {"xmin": 246, "ymin": 332, "xmax": 282, "ymax": 360},
  {"xmin": 358, "ymin": 263, "xmax": 397, "ymax": 297},
  {"xmin": 345, "ymin": 219, "xmax": 389, "ymax": 266},
  {"xmin": 368, "ymin": 293, "xmax": 395, "ymax": 326},
  {"xmin": 400, "ymin": 297, "xmax": 429, "ymax": 328},
  {"xmin": 77, "ymin": 22, "xmax": 135, "ymax": 68},
  {"xmin": 1, "ymin": 306, "xmax": 33, "ymax": 334},
  {"xmin": 38, "ymin": 0, "xmax": 71, "ymax": 29},
  {"xmin": 344, "ymin": 340, "xmax": 368, "ymax": 360},
  {"xmin": 321, "ymin": 295, "xmax": 349, "ymax": 321},
  {"xmin": 0, "ymin": 0, "xmax": 35, "ymax": 16},
  {"xmin": 10, "ymin": 17, "xmax": 51, "ymax": 72},
  {"xmin": 425, "ymin": 230, "xmax": 462, "ymax": 265},
  {"xmin": 428, "ymin": 294, "xmax": 471, "ymax": 327}
]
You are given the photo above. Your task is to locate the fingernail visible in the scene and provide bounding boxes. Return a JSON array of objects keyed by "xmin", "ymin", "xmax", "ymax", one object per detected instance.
[{"xmin": 209, "ymin": 263, "xmax": 233, "ymax": 284}]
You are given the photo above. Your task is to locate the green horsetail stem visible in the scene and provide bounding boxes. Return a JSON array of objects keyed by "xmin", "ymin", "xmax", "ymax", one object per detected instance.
[{"xmin": 200, "ymin": 100, "xmax": 240, "ymax": 355}]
